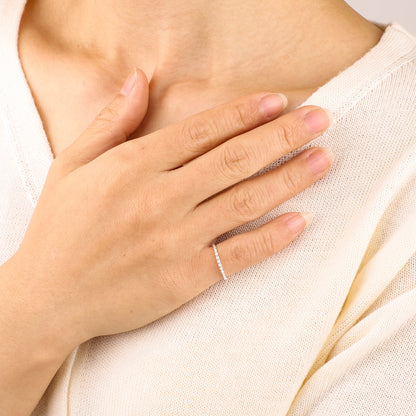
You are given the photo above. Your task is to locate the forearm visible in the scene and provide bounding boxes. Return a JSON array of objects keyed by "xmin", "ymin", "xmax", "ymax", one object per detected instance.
[{"xmin": 0, "ymin": 256, "xmax": 76, "ymax": 416}]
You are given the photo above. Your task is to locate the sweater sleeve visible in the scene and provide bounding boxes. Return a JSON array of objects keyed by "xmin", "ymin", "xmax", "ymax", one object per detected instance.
[
  {"xmin": 291, "ymin": 255, "xmax": 416, "ymax": 415},
  {"xmin": 287, "ymin": 170, "xmax": 416, "ymax": 415}
]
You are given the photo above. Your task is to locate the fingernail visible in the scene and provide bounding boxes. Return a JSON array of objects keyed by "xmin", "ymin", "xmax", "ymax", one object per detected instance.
[
  {"xmin": 303, "ymin": 108, "xmax": 332, "ymax": 134},
  {"xmin": 259, "ymin": 93, "xmax": 288, "ymax": 119},
  {"xmin": 301, "ymin": 212, "xmax": 314, "ymax": 227},
  {"xmin": 120, "ymin": 68, "xmax": 138, "ymax": 96},
  {"xmin": 307, "ymin": 148, "xmax": 334, "ymax": 174},
  {"xmin": 286, "ymin": 212, "xmax": 313, "ymax": 234}
]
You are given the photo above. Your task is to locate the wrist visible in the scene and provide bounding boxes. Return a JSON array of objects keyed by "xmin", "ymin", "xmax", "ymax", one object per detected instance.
[
  {"xmin": 0, "ymin": 253, "xmax": 81, "ymax": 364},
  {"xmin": 0, "ymin": 255, "xmax": 82, "ymax": 415}
]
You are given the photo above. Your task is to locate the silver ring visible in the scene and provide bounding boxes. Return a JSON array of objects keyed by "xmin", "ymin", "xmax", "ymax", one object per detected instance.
[{"xmin": 212, "ymin": 243, "xmax": 228, "ymax": 281}]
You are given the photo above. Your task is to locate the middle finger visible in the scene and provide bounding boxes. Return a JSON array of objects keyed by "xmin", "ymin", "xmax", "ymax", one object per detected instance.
[{"xmin": 176, "ymin": 105, "xmax": 332, "ymax": 206}]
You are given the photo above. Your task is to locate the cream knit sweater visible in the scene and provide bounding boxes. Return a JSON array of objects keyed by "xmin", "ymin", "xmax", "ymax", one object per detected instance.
[{"xmin": 1, "ymin": 0, "xmax": 416, "ymax": 415}]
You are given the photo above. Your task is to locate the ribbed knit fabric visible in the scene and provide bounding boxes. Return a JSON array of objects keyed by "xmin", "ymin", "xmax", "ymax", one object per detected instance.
[{"xmin": 1, "ymin": 0, "xmax": 416, "ymax": 415}]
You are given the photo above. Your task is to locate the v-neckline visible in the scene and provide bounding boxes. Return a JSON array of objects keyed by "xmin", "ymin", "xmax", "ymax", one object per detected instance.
[{"xmin": 1, "ymin": 0, "xmax": 413, "ymax": 206}]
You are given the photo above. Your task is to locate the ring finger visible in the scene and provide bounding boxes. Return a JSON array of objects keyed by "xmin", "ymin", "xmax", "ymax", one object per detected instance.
[{"xmin": 197, "ymin": 211, "xmax": 313, "ymax": 288}]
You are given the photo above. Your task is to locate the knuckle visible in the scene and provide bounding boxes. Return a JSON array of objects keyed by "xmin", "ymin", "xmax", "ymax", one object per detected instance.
[
  {"xmin": 258, "ymin": 230, "xmax": 279, "ymax": 257},
  {"xmin": 229, "ymin": 186, "xmax": 260, "ymax": 221},
  {"xmin": 117, "ymin": 139, "xmax": 150, "ymax": 167},
  {"xmin": 228, "ymin": 100, "xmax": 258, "ymax": 130},
  {"xmin": 228, "ymin": 240, "xmax": 253, "ymax": 266},
  {"xmin": 274, "ymin": 121, "xmax": 298, "ymax": 152},
  {"xmin": 86, "ymin": 104, "xmax": 125, "ymax": 141},
  {"xmin": 218, "ymin": 144, "xmax": 252, "ymax": 179},
  {"xmin": 94, "ymin": 149, "xmax": 142, "ymax": 201},
  {"xmin": 181, "ymin": 117, "xmax": 217, "ymax": 153},
  {"xmin": 280, "ymin": 167, "xmax": 302, "ymax": 195},
  {"xmin": 103, "ymin": 146, "xmax": 137, "ymax": 179},
  {"xmin": 96, "ymin": 104, "xmax": 122, "ymax": 124}
]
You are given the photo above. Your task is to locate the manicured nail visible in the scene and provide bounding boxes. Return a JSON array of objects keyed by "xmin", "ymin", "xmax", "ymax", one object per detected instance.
[
  {"xmin": 259, "ymin": 93, "xmax": 288, "ymax": 119},
  {"xmin": 304, "ymin": 108, "xmax": 332, "ymax": 134},
  {"xmin": 120, "ymin": 68, "xmax": 137, "ymax": 96},
  {"xmin": 307, "ymin": 148, "xmax": 334, "ymax": 174},
  {"xmin": 286, "ymin": 212, "xmax": 313, "ymax": 234},
  {"xmin": 301, "ymin": 212, "xmax": 314, "ymax": 227}
]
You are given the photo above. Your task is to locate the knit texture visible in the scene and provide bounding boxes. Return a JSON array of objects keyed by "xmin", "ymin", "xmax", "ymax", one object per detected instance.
[{"xmin": 1, "ymin": 0, "xmax": 416, "ymax": 414}]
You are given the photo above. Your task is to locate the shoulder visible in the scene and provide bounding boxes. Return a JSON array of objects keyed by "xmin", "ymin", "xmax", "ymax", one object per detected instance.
[
  {"xmin": 345, "ymin": 24, "xmax": 416, "ymax": 147},
  {"xmin": 363, "ymin": 24, "xmax": 416, "ymax": 117}
]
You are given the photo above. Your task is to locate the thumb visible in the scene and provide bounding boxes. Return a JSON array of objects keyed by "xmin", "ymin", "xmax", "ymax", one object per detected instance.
[{"xmin": 59, "ymin": 67, "xmax": 149, "ymax": 171}]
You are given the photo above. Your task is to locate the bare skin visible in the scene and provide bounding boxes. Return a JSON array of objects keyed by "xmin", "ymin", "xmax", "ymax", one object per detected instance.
[
  {"xmin": 18, "ymin": 0, "xmax": 382, "ymax": 156},
  {"xmin": 0, "ymin": 0, "xmax": 383, "ymax": 414},
  {"xmin": 1, "ymin": 71, "xmax": 333, "ymax": 415}
]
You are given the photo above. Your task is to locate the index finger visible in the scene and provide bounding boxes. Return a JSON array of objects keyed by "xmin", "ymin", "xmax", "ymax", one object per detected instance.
[
  {"xmin": 135, "ymin": 92, "xmax": 288, "ymax": 170},
  {"xmin": 178, "ymin": 105, "xmax": 332, "ymax": 205}
]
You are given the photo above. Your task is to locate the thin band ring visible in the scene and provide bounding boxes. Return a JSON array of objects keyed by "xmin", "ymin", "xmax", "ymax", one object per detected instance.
[{"xmin": 212, "ymin": 243, "xmax": 228, "ymax": 280}]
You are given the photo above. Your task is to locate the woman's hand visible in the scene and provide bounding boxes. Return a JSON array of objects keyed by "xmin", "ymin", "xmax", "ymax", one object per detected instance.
[
  {"xmin": 0, "ymin": 68, "xmax": 332, "ymax": 415},
  {"xmin": 5, "ymin": 66, "xmax": 333, "ymax": 361}
]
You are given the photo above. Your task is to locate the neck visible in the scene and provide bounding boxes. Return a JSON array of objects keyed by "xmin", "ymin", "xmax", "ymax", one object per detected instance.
[{"xmin": 25, "ymin": 0, "xmax": 382, "ymax": 102}]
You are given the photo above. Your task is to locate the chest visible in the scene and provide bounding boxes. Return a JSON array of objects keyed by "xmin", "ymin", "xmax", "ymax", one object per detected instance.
[
  {"xmin": 18, "ymin": 33, "xmax": 225, "ymax": 158},
  {"xmin": 18, "ymin": 32, "xmax": 308, "ymax": 159},
  {"xmin": 17, "ymin": 73, "xmax": 247, "ymax": 159}
]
